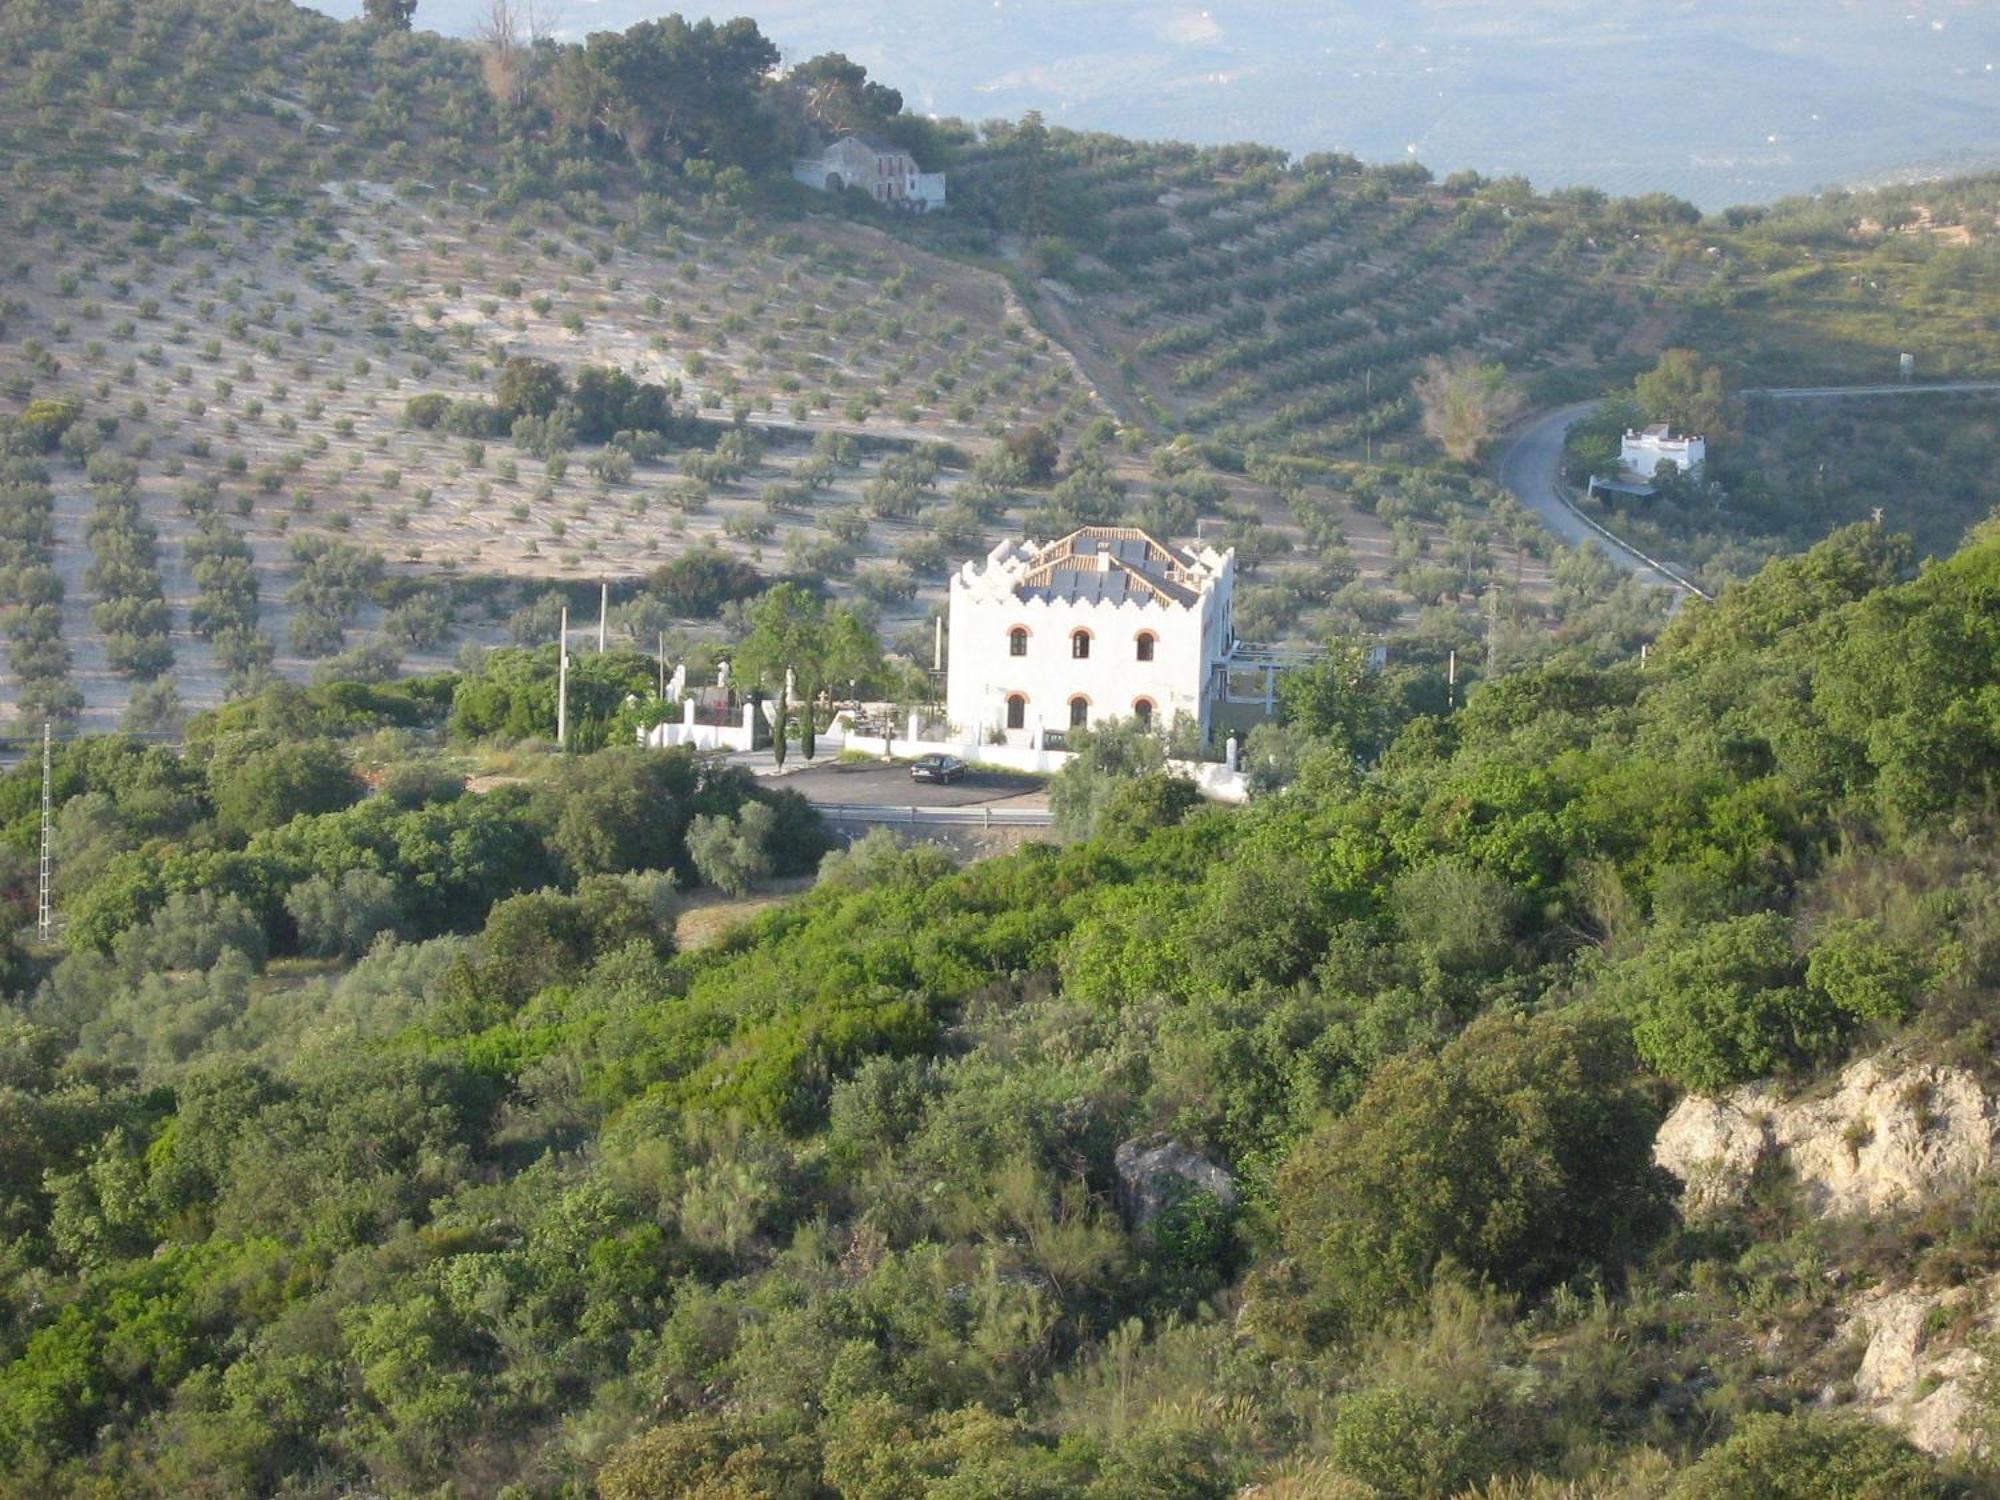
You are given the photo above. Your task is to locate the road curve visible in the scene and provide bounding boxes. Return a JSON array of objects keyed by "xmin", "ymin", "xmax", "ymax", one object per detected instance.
[
  {"xmin": 1493, "ymin": 381, "xmax": 2000, "ymax": 599},
  {"xmin": 1493, "ymin": 400, "xmax": 1698, "ymax": 596}
]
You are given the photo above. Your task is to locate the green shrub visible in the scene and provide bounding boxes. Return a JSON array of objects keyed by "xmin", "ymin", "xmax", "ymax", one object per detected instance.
[
  {"xmin": 1807, "ymin": 918, "xmax": 1925, "ymax": 1024},
  {"xmin": 1265, "ymin": 1011, "xmax": 1667, "ymax": 1344},
  {"xmin": 1667, "ymin": 1412, "xmax": 1945, "ymax": 1500},
  {"xmin": 1620, "ymin": 913, "xmax": 1837, "ymax": 1091}
]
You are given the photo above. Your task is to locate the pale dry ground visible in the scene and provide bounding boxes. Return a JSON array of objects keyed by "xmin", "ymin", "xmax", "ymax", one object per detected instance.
[
  {"xmin": 1, "ymin": 136, "xmax": 1557, "ymax": 731},
  {"xmin": 672, "ymin": 875, "xmax": 816, "ymax": 953}
]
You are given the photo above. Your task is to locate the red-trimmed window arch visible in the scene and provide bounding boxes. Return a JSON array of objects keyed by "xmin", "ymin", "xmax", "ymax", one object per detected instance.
[
  {"xmin": 1070, "ymin": 628, "xmax": 1092, "ymax": 660},
  {"xmin": 1132, "ymin": 697, "xmax": 1156, "ymax": 726},
  {"xmin": 1008, "ymin": 625, "xmax": 1029, "ymax": 657},
  {"xmin": 1005, "ymin": 693, "xmax": 1027, "ymax": 730},
  {"xmin": 1135, "ymin": 631, "xmax": 1157, "ymax": 662},
  {"xmin": 1068, "ymin": 694, "xmax": 1090, "ymax": 728}
]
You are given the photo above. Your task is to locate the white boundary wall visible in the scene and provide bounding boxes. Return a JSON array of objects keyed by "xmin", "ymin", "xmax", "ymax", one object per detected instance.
[{"xmin": 640, "ymin": 705, "xmax": 1249, "ymax": 803}]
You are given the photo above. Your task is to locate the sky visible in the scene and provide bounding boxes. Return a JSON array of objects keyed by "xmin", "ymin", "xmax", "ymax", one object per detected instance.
[{"xmin": 303, "ymin": 0, "xmax": 2000, "ymax": 208}]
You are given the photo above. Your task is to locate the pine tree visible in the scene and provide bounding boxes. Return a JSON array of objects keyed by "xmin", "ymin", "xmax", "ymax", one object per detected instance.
[{"xmin": 363, "ymin": 0, "xmax": 417, "ymax": 29}]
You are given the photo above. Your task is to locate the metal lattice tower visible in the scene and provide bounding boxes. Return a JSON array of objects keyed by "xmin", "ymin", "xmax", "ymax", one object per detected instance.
[{"xmin": 37, "ymin": 722, "xmax": 53, "ymax": 943}]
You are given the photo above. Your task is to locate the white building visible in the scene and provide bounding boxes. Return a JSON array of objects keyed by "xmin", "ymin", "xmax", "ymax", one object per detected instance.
[
  {"xmin": 792, "ymin": 136, "xmax": 946, "ymax": 211},
  {"xmin": 1620, "ymin": 422, "xmax": 1706, "ymax": 479},
  {"xmin": 946, "ymin": 526, "xmax": 1235, "ymax": 746}
]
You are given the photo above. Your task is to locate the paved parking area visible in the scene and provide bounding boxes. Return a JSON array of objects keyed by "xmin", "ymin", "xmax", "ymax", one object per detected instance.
[{"xmin": 775, "ymin": 761, "xmax": 1048, "ymax": 810}]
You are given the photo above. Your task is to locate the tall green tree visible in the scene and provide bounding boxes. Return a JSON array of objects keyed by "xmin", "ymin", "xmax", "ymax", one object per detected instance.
[
  {"xmin": 784, "ymin": 52, "xmax": 903, "ymax": 138},
  {"xmin": 1414, "ymin": 355, "xmax": 1524, "ymax": 464},
  {"xmin": 362, "ymin": 0, "xmax": 417, "ymax": 28},
  {"xmin": 553, "ymin": 16, "xmax": 782, "ymax": 169},
  {"xmin": 733, "ymin": 584, "xmax": 879, "ymax": 762},
  {"xmin": 1634, "ymin": 347, "xmax": 1733, "ymax": 442},
  {"xmin": 1276, "ymin": 642, "xmax": 1396, "ymax": 762}
]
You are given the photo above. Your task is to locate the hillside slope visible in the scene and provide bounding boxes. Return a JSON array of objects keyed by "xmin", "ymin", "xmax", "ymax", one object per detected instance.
[{"xmin": 4, "ymin": 0, "xmax": 2000, "ymax": 742}]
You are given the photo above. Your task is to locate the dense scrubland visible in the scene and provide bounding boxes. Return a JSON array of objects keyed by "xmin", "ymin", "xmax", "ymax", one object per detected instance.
[{"xmin": 9, "ymin": 3, "xmax": 2000, "ymax": 1496}]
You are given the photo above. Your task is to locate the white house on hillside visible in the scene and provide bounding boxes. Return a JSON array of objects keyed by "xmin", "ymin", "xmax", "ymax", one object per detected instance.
[
  {"xmin": 1620, "ymin": 422, "xmax": 1706, "ymax": 479},
  {"xmin": 946, "ymin": 526, "xmax": 1235, "ymax": 746},
  {"xmin": 792, "ymin": 136, "xmax": 946, "ymax": 211}
]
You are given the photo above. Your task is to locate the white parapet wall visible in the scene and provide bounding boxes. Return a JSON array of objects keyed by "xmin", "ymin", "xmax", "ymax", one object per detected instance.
[
  {"xmin": 641, "ymin": 699, "xmax": 764, "ymax": 753},
  {"xmin": 638, "ymin": 703, "xmax": 1250, "ymax": 803}
]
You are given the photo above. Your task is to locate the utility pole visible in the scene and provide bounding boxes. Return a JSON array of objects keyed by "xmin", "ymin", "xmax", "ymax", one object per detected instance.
[
  {"xmin": 1363, "ymin": 367, "xmax": 1373, "ymax": 467},
  {"xmin": 597, "ymin": 581, "xmax": 608, "ymax": 652},
  {"xmin": 556, "ymin": 606, "xmax": 570, "ymax": 749},
  {"xmin": 1447, "ymin": 649, "xmax": 1457, "ymax": 712},
  {"xmin": 658, "ymin": 631, "xmax": 667, "ymax": 699},
  {"xmin": 37, "ymin": 722, "xmax": 53, "ymax": 943}
]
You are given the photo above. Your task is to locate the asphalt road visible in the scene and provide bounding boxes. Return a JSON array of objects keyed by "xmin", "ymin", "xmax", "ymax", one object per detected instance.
[
  {"xmin": 1493, "ymin": 381, "xmax": 2000, "ymax": 599},
  {"xmin": 1493, "ymin": 400, "xmax": 1694, "ymax": 594},
  {"xmin": 774, "ymin": 761, "xmax": 1049, "ymax": 810},
  {"xmin": 1751, "ymin": 381, "xmax": 2000, "ymax": 401}
]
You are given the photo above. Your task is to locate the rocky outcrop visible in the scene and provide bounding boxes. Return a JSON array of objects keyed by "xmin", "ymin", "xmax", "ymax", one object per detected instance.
[
  {"xmin": 1655, "ymin": 1055, "xmax": 2000, "ymax": 1458},
  {"xmin": 1833, "ymin": 1279, "xmax": 1999, "ymax": 1456},
  {"xmin": 1654, "ymin": 1057, "xmax": 2000, "ymax": 1219},
  {"xmin": 1113, "ymin": 1136, "xmax": 1236, "ymax": 1230}
]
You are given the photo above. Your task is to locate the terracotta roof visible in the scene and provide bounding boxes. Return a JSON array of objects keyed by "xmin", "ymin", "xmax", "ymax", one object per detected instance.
[{"xmin": 1012, "ymin": 527, "xmax": 1207, "ymax": 607}]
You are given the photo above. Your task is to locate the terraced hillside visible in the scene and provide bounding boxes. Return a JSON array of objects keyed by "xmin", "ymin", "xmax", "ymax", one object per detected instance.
[
  {"xmin": 7, "ymin": 0, "xmax": 1998, "ymax": 737},
  {"xmin": 0, "ymin": 1, "xmax": 1121, "ymax": 731},
  {"xmin": 947, "ymin": 130, "xmax": 2000, "ymax": 468},
  {"xmin": 1012, "ymin": 157, "xmax": 1659, "ymax": 461}
]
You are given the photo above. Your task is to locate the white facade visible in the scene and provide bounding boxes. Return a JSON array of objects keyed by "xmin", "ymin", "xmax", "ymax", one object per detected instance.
[
  {"xmin": 1620, "ymin": 422, "xmax": 1706, "ymax": 478},
  {"xmin": 946, "ymin": 526, "xmax": 1235, "ymax": 746},
  {"xmin": 792, "ymin": 136, "xmax": 946, "ymax": 211}
]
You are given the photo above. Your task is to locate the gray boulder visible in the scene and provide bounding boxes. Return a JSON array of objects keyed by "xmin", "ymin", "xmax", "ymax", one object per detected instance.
[{"xmin": 1114, "ymin": 1135, "xmax": 1236, "ymax": 1230}]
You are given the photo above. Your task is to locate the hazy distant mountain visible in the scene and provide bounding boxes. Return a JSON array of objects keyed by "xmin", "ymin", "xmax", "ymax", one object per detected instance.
[{"xmin": 309, "ymin": 0, "xmax": 2000, "ymax": 207}]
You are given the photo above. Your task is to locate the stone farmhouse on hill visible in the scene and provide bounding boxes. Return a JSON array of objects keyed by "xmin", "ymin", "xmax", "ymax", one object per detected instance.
[
  {"xmin": 946, "ymin": 526, "xmax": 1236, "ymax": 747},
  {"xmin": 792, "ymin": 135, "xmax": 946, "ymax": 211}
]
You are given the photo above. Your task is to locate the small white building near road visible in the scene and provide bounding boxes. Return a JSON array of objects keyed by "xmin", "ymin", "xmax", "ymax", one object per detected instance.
[
  {"xmin": 946, "ymin": 526, "xmax": 1235, "ymax": 746},
  {"xmin": 792, "ymin": 136, "xmax": 946, "ymax": 211},
  {"xmin": 1620, "ymin": 422, "xmax": 1706, "ymax": 479}
]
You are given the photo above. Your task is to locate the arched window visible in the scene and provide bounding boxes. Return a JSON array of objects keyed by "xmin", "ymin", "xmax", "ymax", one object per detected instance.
[
  {"xmin": 1135, "ymin": 632, "xmax": 1157, "ymax": 662},
  {"xmin": 1069, "ymin": 696, "xmax": 1089, "ymax": 729},
  {"xmin": 1006, "ymin": 694, "xmax": 1027, "ymax": 730},
  {"xmin": 1071, "ymin": 630, "xmax": 1092, "ymax": 660},
  {"xmin": 1008, "ymin": 627, "xmax": 1028, "ymax": 657},
  {"xmin": 1133, "ymin": 698, "xmax": 1155, "ymax": 727}
]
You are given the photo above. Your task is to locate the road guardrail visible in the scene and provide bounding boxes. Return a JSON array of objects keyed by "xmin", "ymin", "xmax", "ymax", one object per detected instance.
[{"xmin": 811, "ymin": 802, "xmax": 1053, "ymax": 828}]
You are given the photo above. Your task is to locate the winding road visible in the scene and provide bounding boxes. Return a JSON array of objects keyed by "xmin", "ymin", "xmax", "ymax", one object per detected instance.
[{"xmin": 1493, "ymin": 382, "xmax": 2000, "ymax": 599}]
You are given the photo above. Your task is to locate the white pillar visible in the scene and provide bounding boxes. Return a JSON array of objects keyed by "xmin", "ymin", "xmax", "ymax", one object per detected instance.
[
  {"xmin": 556, "ymin": 607, "xmax": 569, "ymax": 749},
  {"xmin": 1225, "ymin": 734, "xmax": 1239, "ymax": 773},
  {"xmin": 683, "ymin": 697, "xmax": 697, "ymax": 726},
  {"xmin": 907, "ymin": 709, "xmax": 921, "ymax": 743},
  {"xmin": 742, "ymin": 702, "xmax": 758, "ymax": 742}
]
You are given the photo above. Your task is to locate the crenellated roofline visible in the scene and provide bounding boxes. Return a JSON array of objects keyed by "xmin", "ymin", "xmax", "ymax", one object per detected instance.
[{"xmin": 954, "ymin": 526, "xmax": 1231, "ymax": 614}]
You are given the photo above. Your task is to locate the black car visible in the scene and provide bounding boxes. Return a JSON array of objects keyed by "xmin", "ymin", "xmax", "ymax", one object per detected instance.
[{"xmin": 910, "ymin": 754, "xmax": 967, "ymax": 784}]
